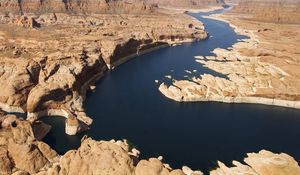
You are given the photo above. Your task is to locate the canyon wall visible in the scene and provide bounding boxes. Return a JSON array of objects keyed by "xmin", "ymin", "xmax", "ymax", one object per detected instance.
[
  {"xmin": 0, "ymin": 0, "xmax": 155, "ymax": 14},
  {"xmin": 145, "ymin": 0, "xmax": 226, "ymax": 9},
  {"xmin": 231, "ymin": 0, "xmax": 300, "ymax": 24},
  {"xmin": 0, "ymin": 0, "xmax": 208, "ymax": 135}
]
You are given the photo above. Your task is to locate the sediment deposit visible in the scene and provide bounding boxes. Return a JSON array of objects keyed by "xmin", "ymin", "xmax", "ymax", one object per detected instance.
[
  {"xmin": 159, "ymin": 2, "xmax": 300, "ymax": 109},
  {"xmin": 0, "ymin": 0, "xmax": 207, "ymax": 135}
]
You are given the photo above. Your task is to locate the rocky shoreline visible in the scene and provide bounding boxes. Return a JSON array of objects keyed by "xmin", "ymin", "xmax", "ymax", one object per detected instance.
[
  {"xmin": 0, "ymin": 6, "xmax": 208, "ymax": 135},
  {"xmin": 0, "ymin": 1, "xmax": 300, "ymax": 175},
  {"xmin": 159, "ymin": 83, "xmax": 300, "ymax": 109},
  {"xmin": 1, "ymin": 114, "xmax": 300, "ymax": 175},
  {"xmin": 159, "ymin": 9, "xmax": 300, "ymax": 109}
]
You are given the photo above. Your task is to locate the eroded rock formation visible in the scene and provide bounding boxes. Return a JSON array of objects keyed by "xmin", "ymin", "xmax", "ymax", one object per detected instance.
[
  {"xmin": 0, "ymin": 1, "xmax": 207, "ymax": 135},
  {"xmin": 159, "ymin": 2, "xmax": 300, "ymax": 109},
  {"xmin": 231, "ymin": 0, "xmax": 300, "ymax": 24},
  {"xmin": 0, "ymin": 113, "xmax": 203, "ymax": 175},
  {"xmin": 211, "ymin": 150, "xmax": 300, "ymax": 175},
  {"xmin": 0, "ymin": 0, "xmax": 156, "ymax": 15},
  {"xmin": 1, "ymin": 113, "xmax": 300, "ymax": 175}
]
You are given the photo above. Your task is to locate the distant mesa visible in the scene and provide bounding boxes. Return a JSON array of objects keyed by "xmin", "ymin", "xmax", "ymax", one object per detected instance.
[
  {"xmin": 230, "ymin": 0, "xmax": 300, "ymax": 24},
  {"xmin": 0, "ymin": 0, "xmax": 156, "ymax": 15},
  {"xmin": 145, "ymin": 0, "xmax": 226, "ymax": 9}
]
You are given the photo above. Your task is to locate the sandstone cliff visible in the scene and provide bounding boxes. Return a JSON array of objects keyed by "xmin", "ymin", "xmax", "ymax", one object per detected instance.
[
  {"xmin": 145, "ymin": 0, "xmax": 226, "ymax": 9},
  {"xmin": 231, "ymin": 0, "xmax": 300, "ymax": 24},
  {"xmin": 0, "ymin": 0, "xmax": 156, "ymax": 15},
  {"xmin": 0, "ymin": 1, "xmax": 207, "ymax": 135},
  {"xmin": 0, "ymin": 114, "xmax": 203, "ymax": 175}
]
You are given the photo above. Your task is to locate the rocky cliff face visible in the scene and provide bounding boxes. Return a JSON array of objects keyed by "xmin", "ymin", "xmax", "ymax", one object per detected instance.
[
  {"xmin": 0, "ymin": 1, "xmax": 207, "ymax": 135},
  {"xmin": 231, "ymin": 0, "xmax": 300, "ymax": 24},
  {"xmin": 0, "ymin": 114, "xmax": 203, "ymax": 175},
  {"xmin": 0, "ymin": 0, "xmax": 155, "ymax": 14},
  {"xmin": 1, "ymin": 114, "xmax": 300, "ymax": 175},
  {"xmin": 145, "ymin": 0, "xmax": 225, "ymax": 9}
]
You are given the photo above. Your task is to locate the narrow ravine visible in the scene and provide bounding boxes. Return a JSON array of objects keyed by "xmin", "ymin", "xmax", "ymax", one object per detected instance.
[{"xmin": 41, "ymin": 9, "xmax": 300, "ymax": 174}]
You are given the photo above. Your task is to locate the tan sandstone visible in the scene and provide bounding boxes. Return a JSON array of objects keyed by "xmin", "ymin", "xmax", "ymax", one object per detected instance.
[
  {"xmin": 159, "ymin": 3, "xmax": 300, "ymax": 109},
  {"xmin": 0, "ymin": 1, "xmax": 207, "ymax": 135}
]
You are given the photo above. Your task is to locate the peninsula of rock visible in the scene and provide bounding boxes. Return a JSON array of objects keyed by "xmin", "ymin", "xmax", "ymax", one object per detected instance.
[{"xmin": 159, "ymin": 0, "xmax": 300, "ymax": 109}]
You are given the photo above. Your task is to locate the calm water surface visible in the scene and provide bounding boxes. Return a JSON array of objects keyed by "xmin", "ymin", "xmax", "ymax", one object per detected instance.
[{"xmin": 42, "ymin": 9, "xmax": 300, "ymax": 173}]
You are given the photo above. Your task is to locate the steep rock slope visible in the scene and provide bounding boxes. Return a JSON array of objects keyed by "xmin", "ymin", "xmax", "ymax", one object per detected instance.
[
  {"xmin": 0, "ymin": 0, "xmax": 208, "ymax": 135},
  {"xmin": 0, "ymin": 114, "xmax": 203, "ymax": 175},
  {"xmin": 231, "ymin": 0, "xmax": 300, "ymax": 24},
  {"xmin": 0, "ymin": 0, "xmax": 155, "ymax": 14}
]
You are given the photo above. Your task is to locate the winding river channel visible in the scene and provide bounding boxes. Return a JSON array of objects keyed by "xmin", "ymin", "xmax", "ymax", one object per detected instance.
[{"xmin": 42, "ymin": 9, "xmax": 300, "ymax": 173}]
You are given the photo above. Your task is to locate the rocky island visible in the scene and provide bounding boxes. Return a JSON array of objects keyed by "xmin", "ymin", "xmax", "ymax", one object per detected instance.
[{"xmin": 0, "ymin": 0, "xmax": 300, "ymax": 175}]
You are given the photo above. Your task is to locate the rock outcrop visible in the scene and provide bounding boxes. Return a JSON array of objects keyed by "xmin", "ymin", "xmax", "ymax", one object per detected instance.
[
  {"xmin": 13, "ymin": 15, "xmax": 40, "ymax": 28},
  {"xmin": 159, "ymin": 3, "xmax": 300, "ymax": 109},
  {"xmin": 0, "ymin": 114, "xmax": 55, "ymax": 174},
  {"xmin": 0, "ymin": 114, "xmax": 203, "ymax": 175},
  {"xmin": 0, "ymin": 1, "xmax": 207, "ymax": 135},
  {"xmin": 0, "ymin": 0, "xmax": 156, "ymax": 15},
  {"xmin": 211, "ymin": 150, "xmax": 300, "ymax": 175},
  {"xmin": 231, "ymin": 0, "xmax": 300, "ymax": 24},
  {"xmin": 1, "ymin": 113, "xmax": 299, "ymax": 175}
]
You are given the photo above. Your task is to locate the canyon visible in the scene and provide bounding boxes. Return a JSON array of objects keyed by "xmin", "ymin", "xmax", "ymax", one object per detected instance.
[
  {"xmin": 0, "ymin": 0, "xmax": 207, "ymax": 135},
  {"xmin": 0, "ymin": 0, "xmax": 300, "ymax": 175},
  {"xmin": 159, "ymin": 0, "xmax": 300, "ymax": 109}
]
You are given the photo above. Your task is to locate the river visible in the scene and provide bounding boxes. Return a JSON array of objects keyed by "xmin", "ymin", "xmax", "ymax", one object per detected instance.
[{"xmin": 41, "ymin": 9, "xmax": 300, "ymax": 173}]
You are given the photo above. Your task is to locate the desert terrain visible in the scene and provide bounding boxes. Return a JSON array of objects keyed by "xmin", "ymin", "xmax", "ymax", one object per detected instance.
[
  {"xmin": 146, "ymin": 0, "xmax": 225, "ymax": 9},
  {"xmin": 0, "ymin": 0, "xmax": 208, "ymax": 135},
  {"xmin": 159, "ymin": 0, "xmax": 300, "ymax": 109},
  {"xmin": 0, "ymin": 0, "xmax": 300, "ymax": 175}
]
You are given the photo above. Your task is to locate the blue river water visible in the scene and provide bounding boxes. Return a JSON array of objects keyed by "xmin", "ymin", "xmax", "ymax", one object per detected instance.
[{"xmin": 41, "ymin": 9, "xmax": 300, "ymax": 173}]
